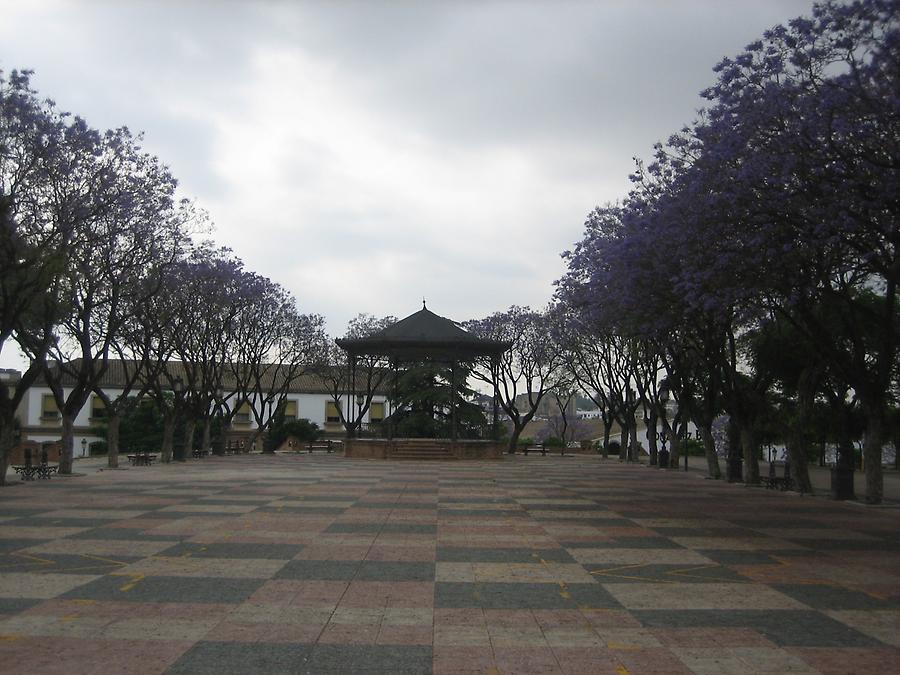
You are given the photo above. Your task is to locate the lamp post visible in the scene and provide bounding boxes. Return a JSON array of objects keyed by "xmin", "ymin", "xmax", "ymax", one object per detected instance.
[
  {"xmin": 356, "ymin": 393, "xmax": 365, "ymax": 437},
  {"xmin": 726, "ymin": 421, "xmax": 744, "ymax": 483},
  {"xmin": 81, "ymin": 438, "xmax": 87, "ymax": 457},
  {"xmin": 213, "ymin": 385, "xmax": 225, "ymax": 456},
  {"xmin": 656, "ymin": 386, "xmax": 669, "ymax": 468},
  {"xmin": 173, "ymin": 376, "xmax": 184, "ymax": 461}
]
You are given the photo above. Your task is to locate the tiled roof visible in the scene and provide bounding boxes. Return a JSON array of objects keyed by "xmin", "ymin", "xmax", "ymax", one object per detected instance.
[{"xmin": 36, "ymin": 359, "xmax": 368, "ymax": 394}]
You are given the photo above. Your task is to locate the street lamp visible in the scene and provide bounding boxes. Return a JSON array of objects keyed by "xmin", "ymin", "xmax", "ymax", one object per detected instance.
[
  {"xmin": 655, "ymin": 386, "xmax": 670, "ymax": 468},
  {"xmin": 173, "ymin": 376, "xmax": 185, "ymax": 462},
  {"xmin": 81, "ymin": 438, "xmax": 87, "ymax": 457},
  {"xmin": 214, "ymin": 385, "xmax": 225, "ymax": 456}
]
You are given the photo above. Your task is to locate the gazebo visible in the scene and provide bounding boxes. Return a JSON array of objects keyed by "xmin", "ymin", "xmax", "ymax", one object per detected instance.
[{"xmin": 336, "ymin": 303, "xmax": 511, "ymax": 459}]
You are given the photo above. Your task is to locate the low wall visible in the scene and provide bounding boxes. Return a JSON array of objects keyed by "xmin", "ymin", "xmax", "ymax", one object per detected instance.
[{"xmin": 344, "ymin": 438, "xmax": 505, "ymax": 460}]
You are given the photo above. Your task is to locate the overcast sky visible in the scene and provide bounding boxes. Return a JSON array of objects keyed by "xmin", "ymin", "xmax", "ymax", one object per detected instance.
[{"xmin": 1, "ymin": 0, "xmax": 814, "ymax": 370}]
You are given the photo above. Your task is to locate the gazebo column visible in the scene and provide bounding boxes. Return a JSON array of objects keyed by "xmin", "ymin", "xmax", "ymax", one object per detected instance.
[
  {"xmin": 388, "ymin": 359, "xmax": 398, "ymax": 440},
  {"xmin": 348, "ymin": 354, "xmax": 357, "ymax": 438},
  {"xmin": 450, "ymin": 360, "xmax": 458, "ymax": 443},
  {"xmin": 491, "ymin": 356, "xmax": 500, "ymax": 441}
]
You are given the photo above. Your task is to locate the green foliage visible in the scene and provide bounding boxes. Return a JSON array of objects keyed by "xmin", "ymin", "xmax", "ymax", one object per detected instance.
[
  {"xmin": 91, "ymin": 399, "xmax": 165, "ymax": 453},
  {"xmin": 543, "ymin": 436, "xmax": 565, "ymax": 448},
  {"xmin": 682, "ymin": 438, "xmax": 706, "ymax": 456},
  {"xmin": 517, "ymin": 436, "xmax": 533, "ymax": 447},
  {"xmin": 267, "ymin": 400, "xmax": 320, "ymax": 448},
  {"xmin": 389, "ymin": 362, "xmax": 487, "ymax": 439}
]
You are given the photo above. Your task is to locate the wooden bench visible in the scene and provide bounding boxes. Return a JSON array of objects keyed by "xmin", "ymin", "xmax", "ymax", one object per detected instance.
[{"xmin": 127, "ymin": 453, "xmax": 157, "ymax": 466}]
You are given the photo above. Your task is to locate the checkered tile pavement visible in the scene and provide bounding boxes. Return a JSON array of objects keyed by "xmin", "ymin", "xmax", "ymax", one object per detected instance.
[{"xmin": 0, "ymin": 454, "xmax": 898, "ymax": 674}]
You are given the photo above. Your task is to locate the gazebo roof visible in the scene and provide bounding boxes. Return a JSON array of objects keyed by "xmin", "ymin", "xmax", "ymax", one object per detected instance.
[{"xmin": 336, "ymin": 305, "xmax": 511, "ymax": 360}]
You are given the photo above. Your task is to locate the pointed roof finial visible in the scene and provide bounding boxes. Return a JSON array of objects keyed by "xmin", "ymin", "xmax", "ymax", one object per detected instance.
[{"xmin": 422, "ymin": 297, "xmax": 427, "ymax": 310}]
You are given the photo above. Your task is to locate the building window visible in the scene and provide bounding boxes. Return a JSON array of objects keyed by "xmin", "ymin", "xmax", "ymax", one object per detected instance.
[
  {"xmin": 90, "ymin": 395, "xmax": 107, "ymax": 420},
  {"xmin": 326, "ymin": 401, "xmax": 341, "ymax": 424},
  {"xmin": 369, "ymin": 402, "xmax": 385, "ymax": 423},
  {"xmin": 283, "ymin": 400, "xmax": 298, "ymax": 420},
  {"xmin": 40, "ymin": 394, "xmax": 60, "ymax": 421},
  {"xmin": 234, "ymin": 402, "xmax": 252, "ymax": 425}
]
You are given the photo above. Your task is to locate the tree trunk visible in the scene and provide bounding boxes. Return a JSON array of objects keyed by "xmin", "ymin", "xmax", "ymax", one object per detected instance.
[
  {"xmin": 785, "ymin": 437, "xmax": 812, "ymax": 493},
  {"xmin": 647, "ymin": 409, "xmax": 658, "ymax": 466},
  {"xmin": 59, "ymin": 414, "xmax": 75, "ymax": 474},
  {"xmin": 628, "ymin": 424, "xmax": 639, "ymax": 462},
  {"xmin": 180, "ymin": 419, "xmax": 196, "ymax": 461},
  {"xmin": 0, "ymin": 419, "xmax": 13, "ymax": 486},
  {"xmin": 669, "ymin": 433, "xmax": 681, "ymax": 469},
  {"xmin": 740, "ymin": 426, "xmax": 759, "ymax": 485},
  {"xmin": 506, "ymin": 424, "xmax": 524, "ymax": 454},
  {"xmin": 700, "ymin": 425, "xmax": 720, "ymax": 479},
  {"xmin": 201, "ymin": 417, "xmax": 212, "ymax": 454},
  {"xmin": 861, "ymin": 402, "xmax": 885, "ymax": 504},
  {"xmin": 106, "ymin": 412, "xmax": 121, "ymax": 469},
  {"xmin": 602, "ymin": 424, "xmax": 611, "ymax": 458},
  {"xmin": 161, "ymin": 411, "xmax": 174, "ymax": 463}
]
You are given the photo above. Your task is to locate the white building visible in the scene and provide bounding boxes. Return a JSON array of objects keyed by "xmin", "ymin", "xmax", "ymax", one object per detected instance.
[{"xmin": 16, "ymin": 360, "xmax": 389, "ymax": 457}]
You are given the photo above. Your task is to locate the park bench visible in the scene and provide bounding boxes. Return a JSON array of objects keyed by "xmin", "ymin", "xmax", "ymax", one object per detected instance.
[
  {"xmin": 523, "ymin": 443, "xmax": 567, "ymax": 456},
  {"xmin": 761, "ymin": 460, "xmax": 793, "ymax": 491},
  {"xmin": 12, "ymin": 449, "xmax": 58, "ymax": 481},
  {"xmin": 127, "ymin": 452, "xmax": 157, "ymax": 466},
  {"xmin": 307, "ymin": 440, "xmax": 334, "ymax": 454}
]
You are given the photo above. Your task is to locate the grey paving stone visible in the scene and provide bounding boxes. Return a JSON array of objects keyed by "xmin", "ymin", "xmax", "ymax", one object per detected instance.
[
  {"xmin": 325, "ymin": 523, "xmax": 436, "ymax": 534},
  {"xmin": 632, "ymin": 609, "xmax": 886, "ymax": 647},
  {"xmin": 696, "ymin": 549, "xmax": 782, "ymax": 565},
  {"xmin": 157, "ymin": 542, "xmax": 305, "ymax": 560},
  {"xmin": 0, "ymin": 539, "xmax": 50, "ymax": 554},
  {"xmin": 437, "ymin": 547, "xmax": 575, "ymax": 563},
  {"xmin": 60, "ymin": 574, "xmax": 264, "ymax": 603},
  {"xmin": 305, "ymin": 644, "xmax": 432, "ymax": 674},
  {"xmin": 771, "ymin": 583, "xmax": 900, "ymax": 610},
  {"xmin": 356, "ymin": 561, "xmax": 435, "ymax": 581},
  {"xmin": 583, "ymin": 563, "xmax": 749, "ymax": 584},
  {"xmin": 276, "ymin": 560, "xmax": 362, "ymax": 580},
  {"xmin": 435, "ymin": 582, "xmax": 621, "ymax": 609},
  {"xmin": 167, "ymin": 641, "xmax": 312, "ymax": 674}
]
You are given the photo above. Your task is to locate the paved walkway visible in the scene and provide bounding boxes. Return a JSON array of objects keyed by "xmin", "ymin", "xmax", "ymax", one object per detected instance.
[{"xmin": 0, "ymin": 454, "xmax": 897, "ymax": 674}]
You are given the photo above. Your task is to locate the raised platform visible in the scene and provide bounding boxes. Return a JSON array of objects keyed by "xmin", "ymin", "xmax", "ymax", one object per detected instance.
[{"xmin": 343, "ymin": 438, "xmax": 504, "ymax": 460}]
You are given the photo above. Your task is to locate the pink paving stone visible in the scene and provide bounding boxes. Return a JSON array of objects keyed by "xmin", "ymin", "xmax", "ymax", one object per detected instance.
[
  {"xmin": 791, "ymin": 646, "xmax": 900, "ymax": 674},
  {"xmin": 339, "ymin": 581, "xmax": 434, "ymax": 608},
  {"xmin": 651, "ymin": 627, "xmax": 778, "ymax": 648},
  {"xmin": 294, "ymin": 544, "xmax": 371, "ymax": 560},
  {"xmin": 612, "ymin": 647, "xmax": 696, "ymax": 674},
  {"xmin": 483, "ymin": 609, "xmax": 541, "ymax": 627},
  {"xmin": 532, "ymin": 609, "xmax": 594, "ymax": 628},
  {"xmin": 0, "ymin": 636, "xmax": 194, "ymax": 675},
  {"xmin": 318, "ymin": 622, "xmax": 380, "ymax": 645},
  {"xmin": 432, "ymin": 646, "xmax": 497, "ymax": 674},
  {"xmin": 580, "ymin": 609, "xmax": 643, "ymax": 629},
  {"xmin": 376, "ymin": 624, "xmax": 433, "ymax": 645},
  {"xmin": 247, "ymin": 580, "xmax": 349, "ymax": 607},
  {"xmin": 102, "ymin": 518, "xmax": 178, "ymax": 529},
  {"xmin": 434, "ymin": 608, "xmax": 487, "ymax": 626},
  {"xmin": 551, "ymin": 647, "xmax": 624, "ymax": 675},
  {"xmin": 493, "ymin": 646, "xmax": 564, "ymax": 673},
  {"xmin": 364, "ymin": 545, "xmax": 436, "ymax": 562},
  {"xmin": 21, "ymin": 599, "xmax": 234, "ymax": 621}
]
